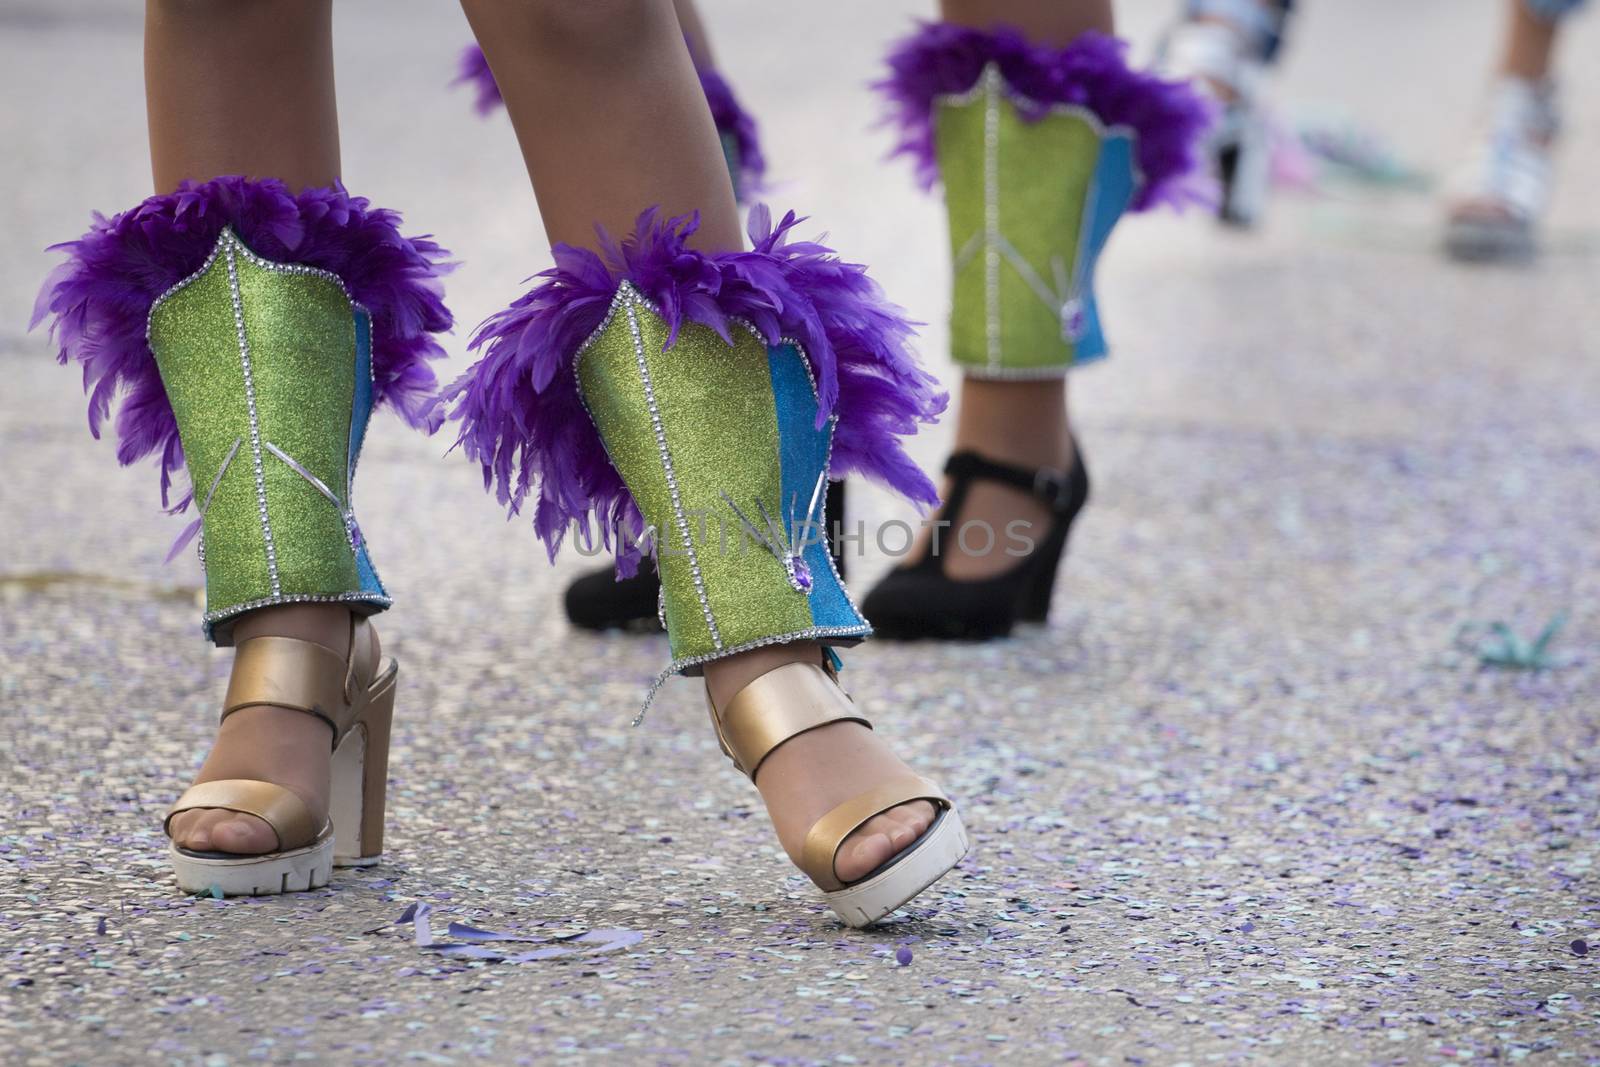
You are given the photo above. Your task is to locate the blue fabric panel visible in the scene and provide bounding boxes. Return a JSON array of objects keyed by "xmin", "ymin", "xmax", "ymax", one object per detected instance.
[{"xmin": 767, "ymin": 343, "xmax": 861, "ymax": 630}]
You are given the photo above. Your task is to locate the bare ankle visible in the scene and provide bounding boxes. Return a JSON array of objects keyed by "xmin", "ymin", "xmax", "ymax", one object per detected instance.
[
  {"xmin": 954, "ymin": 377, "xmax": 1072, "ymax": 470},
  {"xmin": 703, "ymin": 641, "xmax": 824, "ymax": 709},
  {"xmin": 231, "ymin": 604, "xmax": 358, "ymax": 657}
]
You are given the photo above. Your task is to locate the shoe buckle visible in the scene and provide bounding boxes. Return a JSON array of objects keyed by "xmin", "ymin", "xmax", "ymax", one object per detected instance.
[{"xmin": 1033, "ymin": 468, "xmax": 1072, "ymax": 510}]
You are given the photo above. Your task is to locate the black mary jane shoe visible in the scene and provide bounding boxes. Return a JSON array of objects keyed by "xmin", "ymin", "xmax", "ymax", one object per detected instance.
[
  {"xmin": 564, "ymin": 481, "xmax": 850, "ymax": 632},
  {"xmin": 861, "ymin": 443, "xmax": 1089, "ymax": 641},
  {"xmin": 563, "ymin": 558, "xmax": 668, "ymax": 632}
]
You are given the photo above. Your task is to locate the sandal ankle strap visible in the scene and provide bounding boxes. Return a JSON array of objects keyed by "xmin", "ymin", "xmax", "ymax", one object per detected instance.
[
  {"xmin": 708, "ymin": 661, "xmax": 871, "ymax": 780},
  {"xmin": 944, "ymin": 447, "xmax": 1085, "ymax": 514},
  {"xmin": 220, "ymin": 618, "xmax": 378, "ymax": 744}
]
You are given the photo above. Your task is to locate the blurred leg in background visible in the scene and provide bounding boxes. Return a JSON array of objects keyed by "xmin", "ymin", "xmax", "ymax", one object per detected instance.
[
  {"xmin": 36, "ymin": 1, "xmax": 453, "ymax": 892},
  {"xmin": 862, "ymin": 2, "xmax": 1211, "ymax": 639},
  {"xmin": 451, "ymin": 0, "xmax": 832, "ymax": 634},
  {"xmin": 1160, "ymin": 0, "xmax": 1294, "ymax": 227},
  {"xmin": 1444, "ymin": 0, "xmax": 1585, "ymax": 261},
  {"xmin": 448, "ymin": 0, "xmax": 963, "ymax": 926}
]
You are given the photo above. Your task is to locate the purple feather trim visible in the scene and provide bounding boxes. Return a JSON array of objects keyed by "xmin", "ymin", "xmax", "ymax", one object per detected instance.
[
  {"xmin": 876, "ymin": 23, "xmax": 1215, "ymax": 211},
  {"xmin": 31, "ymin": 175, "xmax": 453, "ymax": 512},
  {"xmin": 453, "ymin": 43, "xmax": 502, "ymax": 117},
  {"xmin": 442, "ymin": 206, "xmax": 945, "ymax": 573},
  {"xmin": 453, "ymin": 44, "xmax": 766, "ymax": 196}
]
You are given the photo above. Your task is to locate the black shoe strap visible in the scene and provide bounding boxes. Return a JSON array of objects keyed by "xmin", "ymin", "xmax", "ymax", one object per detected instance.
[{"xmin": 944, "ymin": 449, "xmax": 1082, "ymax": 513}]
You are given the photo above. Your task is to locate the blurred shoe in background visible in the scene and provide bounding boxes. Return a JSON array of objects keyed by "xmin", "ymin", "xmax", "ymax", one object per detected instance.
[
  {"xmin": 1443, "ymin": 76, "xmax": 1559, "ymax": 262},
  {"xmin": 1160, "ymin": 0, "xmax": 1293, "ymax": 227}
]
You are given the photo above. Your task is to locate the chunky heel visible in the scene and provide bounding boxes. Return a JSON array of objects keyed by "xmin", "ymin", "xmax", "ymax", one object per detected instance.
[
  {"xmin": 1015, "ymin": 454, "xmax": 1089, "ymax": 624},
  {"xmin": 332, "ymin": 665, "xmax": 397, "ymax": 868},
  {"xmin": 1014, "ymin": 523, "xmax": 1068, "ymax": 624}
]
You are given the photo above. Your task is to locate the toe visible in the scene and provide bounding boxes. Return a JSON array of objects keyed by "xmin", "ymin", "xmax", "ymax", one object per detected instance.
[
  {"xmin": 834, "ymin": 802, "xmax": 939, "ymax": 883},
  {"xmin": 168, "ymin": 810, "xmax": 211, "ymax": 852},
  {"xmin": 887, "ymin": 800, "xmax": 936, "ymax": 837},
  {"xmin": 207, "ymin": 813, "xmax": 280, "ymax": 854},
  {"xmin": 170, "ymin": 809, "xmax": 279, "ymax": 855}
]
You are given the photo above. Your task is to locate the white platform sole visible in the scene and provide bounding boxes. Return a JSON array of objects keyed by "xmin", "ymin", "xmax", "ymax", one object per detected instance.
[
  {"xmin": 823, "ymin": 808, "xmax": 970, "ymax": 928},
  {"xmin": 169, "ymin": 830, "xmax": 334, "ymax": 896}
]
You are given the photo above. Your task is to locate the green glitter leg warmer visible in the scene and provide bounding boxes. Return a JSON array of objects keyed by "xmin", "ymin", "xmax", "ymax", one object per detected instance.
[
  {"xmin": 148, "ymin": 229, "xmax": 390, "ymax": 643},
  {"xmin": 443, "ymin": 207, "xmax": 944, "ymax": 714},
  {"xmin": 939, "ymin": 64, "xmax": 1138, "ymax": 378},
  {"xmin": 576, "ymin": 284, "xmax": 870, "ymax": 683}
]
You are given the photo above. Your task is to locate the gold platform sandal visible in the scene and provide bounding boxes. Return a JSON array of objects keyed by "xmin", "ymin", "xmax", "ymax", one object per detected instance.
[
  {"xmin": 163, "ymin": 618, "xmax": 397, "ymax": 896},
  {"xmin": 708, "ymin": 658, "xmax": 970, "ymax": 928}
]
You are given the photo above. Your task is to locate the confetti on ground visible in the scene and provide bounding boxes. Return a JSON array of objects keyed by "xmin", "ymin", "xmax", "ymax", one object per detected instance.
[
  {"xmin": 400, "ymin": 903, "xmax": 646, "ymax": 962},
  {"xmin": 1458, "ymin": 613, "xmax": 1571, "ymax": 670},
  {"xmin": 5, "ymin": 2, "xmax": 1600, "ymax": 1064}
]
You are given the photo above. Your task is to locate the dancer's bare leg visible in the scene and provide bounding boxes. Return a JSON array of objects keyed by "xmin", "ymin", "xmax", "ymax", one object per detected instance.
[
  {"xmin": 145, "ymin": 0, "xmax": 340, "ymax": 193},
  {"xmin": 902, "ymin": 1, "xmax": 1116, "ymax": 580},
  {"xmin": 460, "ymin": 0, "xmax": 932, "ymax": 882},
  {"xmin": 1501, "ymin": 0, "xmax": 1561, "ymax": 81},
  {"xmin": 147, "ymin": 1, "xmax": 362, "ymax": 856},
  {"xmin": 672, "ymin": 0, "xmax": 717, "ymax": 69}
]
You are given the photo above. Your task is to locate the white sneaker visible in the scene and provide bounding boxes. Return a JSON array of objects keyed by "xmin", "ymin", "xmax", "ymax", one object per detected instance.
[{"xmin": 1444, "ymin": 77, "xmax": 1559, "ymax": 261}]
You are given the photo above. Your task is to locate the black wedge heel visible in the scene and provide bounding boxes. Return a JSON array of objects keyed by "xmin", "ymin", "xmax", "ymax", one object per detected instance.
[{"xmin": 862, "ymin": 442, "xmax": 1089, "ymax": 640}]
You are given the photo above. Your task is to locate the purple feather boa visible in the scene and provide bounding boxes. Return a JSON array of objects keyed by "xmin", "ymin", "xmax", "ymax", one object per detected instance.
[
  {"xmin": 442, "ymin": 206, "xmax": 945, "ymax": 573},
  {"xmin": 453, "ymin": 44, "xmax": 766, "ymax": 195},
  {"xmin": 877, "ymin": 23, "xmax": 1215, "ymax": 212},
  {"xmin": 31, "ymin": 176, "xmax": 453, "ymax": 512}
]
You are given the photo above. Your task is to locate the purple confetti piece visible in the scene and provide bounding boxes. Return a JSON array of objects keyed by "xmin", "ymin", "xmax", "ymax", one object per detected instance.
[
  {"xmin": 506, "ymin": 946, "xmax": 578, "ymax": 962},
  {"xmin": 410, "ymin": 902, "xmax": 434, "ymax": 946},
  {"xmin": 896, "ymin": 946, "xmax": 914, "ymax": 966},
  {"xmin": 96, "ymin": 917, "xmax": 107, "ymax": 936},
  {"xmin": 396, "ymin": 903, "xmax": 417, "ymax": 924},
  {"xmin": 1239, "ymin": 921, "xmax": 1255, "ymax": 933},
  {"xmin": 568, "ymin": 929, "xmax": 645, "ymax": 953},
  {"xmin": 425, "ymin": 943, "xmax": 530, "ymax": 961},
  {"xmin": 1572, "ymin": 939, "xmax": 1589, "ymax": 957},
  {"xmin": 446, "ymin": 921, "xmax": 553, "ymax": 944}
]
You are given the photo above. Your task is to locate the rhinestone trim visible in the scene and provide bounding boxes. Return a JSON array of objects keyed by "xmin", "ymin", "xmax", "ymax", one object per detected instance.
[
  {"xmin": 568, "ymin": 287, "xmax": 876, "ymax": 722},
  {"xmin": 146, "ymin": 228, "xmax": 386, "ymax": 639},
  {"xmin": 198, "ymin": 437, "xmax": 243, "ymax": 517},
  {"xmin": 191, "ymin": 436, "xmax": 242, "ymax": 568},
  {"xmin": 935, "ymin": 62, "xmax": 1143, "ymax": 162},
  {"xmin": 203, "ymin": 591, "xmax": 393, "ymax": 638},
  {"xmin": 263, "ymin": 440, "xmax": 370, "ymax": 565},
  {"xmin": 982, "ymin": 65, "xmax": 1003, "ymax": 373},
  {"xmin": 936, "ymin": 63, "xmax": 1139, "ymax": 374},
  {"xmin": 621, "ymin": 285, "xmax": 723, "ymax": 651},
  {"xmin": 955, "ymin": 360, "xmax": 1084, "ymax": 381},
  {"xmin": 220, "ymin": 239, "xmax": 281, "ymax": 596},
  {"xmin": 737, "ymin": 327, "xmax": 867, "ymax": 627}
]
